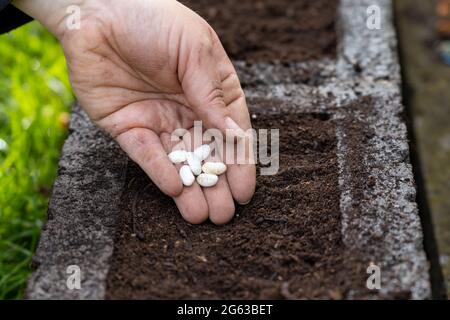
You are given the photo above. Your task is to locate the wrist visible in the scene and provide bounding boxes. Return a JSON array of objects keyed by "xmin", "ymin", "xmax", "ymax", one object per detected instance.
[{"xmin": 12, "ymin": 0, "xmax": 98, "ymax": 40}]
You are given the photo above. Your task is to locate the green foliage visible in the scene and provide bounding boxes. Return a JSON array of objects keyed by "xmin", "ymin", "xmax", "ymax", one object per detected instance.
[{"xmin": 0, "ymin": 22, "xmax": 74, "ymax": 299}]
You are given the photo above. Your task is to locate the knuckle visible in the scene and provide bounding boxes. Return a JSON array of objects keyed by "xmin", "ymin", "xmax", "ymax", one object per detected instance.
[
  {"xmin": 198, "ymin": 38, "xmax": 214, "ymax": 55},
  {"xmin": 222, "ymin": 72, "xmax": 240, "ymax": 84},
  {"xmin": 128, "ymin": 128, "xmax": 148, "ymax": 147},
  {"xmin": 117, "ymin": 128, "xmax": 148, "ymax": 150},
  {"xmin": 197, "ymin": 25, "xmax": 218, "ymax": 54},
  {"xmin": 206, "ymin": 25, "xmax": 219, "ymax": 45},
  {"xmin": 205, "ymin": 87, "xmax": 226, "ymax": 109},
  {"xmin": 234, "ymin": 87, "xmax": 246, "ymax": 101},
  {"xmin": 206, "ymin": 86, "xmax": 224, "ymax": 101}
]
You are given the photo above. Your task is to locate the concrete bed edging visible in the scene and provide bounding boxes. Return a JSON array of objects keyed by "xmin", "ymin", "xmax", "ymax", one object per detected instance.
[{"xmin": 26, "ymin": 0, "xmax": 431, "ymax": 299}]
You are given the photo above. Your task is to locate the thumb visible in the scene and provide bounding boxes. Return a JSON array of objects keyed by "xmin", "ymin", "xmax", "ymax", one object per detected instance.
[{"xmin": 180, "ymin": 32, "xmax": 245, "ymax": 139}]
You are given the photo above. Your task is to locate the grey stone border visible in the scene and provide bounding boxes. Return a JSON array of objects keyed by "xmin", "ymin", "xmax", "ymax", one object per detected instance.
[
  {"xmin": 337, "ymin": 0, "xmax": 430, "ymax": 299},
  {"xmin": 25, "ymin": 107, "xmax": 128, "ymax": 299},
  {"xmin": 26, "ymin": 0, "xmax": 431, "ymax": 299}
]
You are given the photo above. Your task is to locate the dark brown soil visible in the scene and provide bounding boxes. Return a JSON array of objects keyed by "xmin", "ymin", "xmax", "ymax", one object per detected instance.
[
  {"xmin": 180, "ymin": 0, "xmax": 339, "ymax": 62},
  {"xmin": 105, "ymin": 110, "xmax": 369, "ymax": 299},
  {"xmin": 104, "ymin": 0, "xmax": 371, "ymax": 300}
]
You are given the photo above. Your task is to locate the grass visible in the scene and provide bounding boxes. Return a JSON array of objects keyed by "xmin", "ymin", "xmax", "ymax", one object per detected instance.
[{"xmin": 0, "ymin": 22, "xmax": 74, "ymax": 299}]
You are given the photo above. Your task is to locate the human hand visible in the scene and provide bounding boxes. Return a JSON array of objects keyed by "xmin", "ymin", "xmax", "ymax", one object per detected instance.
[{"xmin": 14, "ymin": 0, "xmax": 256, "ymax": 224}]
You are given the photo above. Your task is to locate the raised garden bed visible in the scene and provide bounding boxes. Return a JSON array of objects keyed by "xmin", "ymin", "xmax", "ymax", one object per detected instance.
[
  {"xmin": 106, "ymin": 109, "xmax": 371, "ymax": 299},
  {"xmin": 26, "ymin": 0, "xmax": 432, "ymax": 299},
  {"xmin": 105, "ymin": 0, "xmax": 354, "ymax": 299}
]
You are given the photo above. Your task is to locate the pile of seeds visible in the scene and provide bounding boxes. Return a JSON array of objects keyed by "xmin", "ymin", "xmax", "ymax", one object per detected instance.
[{"xmin": 168, "ymin": 144, "xmax": 227, "ymax": 187}]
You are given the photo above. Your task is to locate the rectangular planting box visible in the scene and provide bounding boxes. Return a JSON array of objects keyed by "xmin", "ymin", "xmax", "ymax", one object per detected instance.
[
  {"xmin": 26, "ymin": 0, "xmax": 431, "ymax": 299},
  {"xmin": 106, "ymin": 108, "xmax": 370, "ymax": 299}
]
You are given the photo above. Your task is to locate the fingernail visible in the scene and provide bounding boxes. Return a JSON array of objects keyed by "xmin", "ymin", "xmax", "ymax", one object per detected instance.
[
  {"xmin": 238, "ymin": 199, "xmax": 252, "ymax": 205},
  {"xmin": 225, "ymin": 117, "xmax": 246, "ymax": 139}
]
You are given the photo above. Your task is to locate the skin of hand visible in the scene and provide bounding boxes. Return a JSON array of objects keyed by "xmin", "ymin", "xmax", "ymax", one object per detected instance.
[{"xmin": 13, "ymin": 0, "xmax": 256, "ymax": 225}]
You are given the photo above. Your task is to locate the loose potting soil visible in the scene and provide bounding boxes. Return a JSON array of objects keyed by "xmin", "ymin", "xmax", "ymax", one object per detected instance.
[
  {"xmin": 105, "ymin": 110, "xmax": 369, "ymax": 299},
  {"xmin": 180, "ymin": 0, "xmax": 339, "ymax": 62},
  {"xmin": 105, "ymin": 0, "xmax": 372, "ymax": 300}
]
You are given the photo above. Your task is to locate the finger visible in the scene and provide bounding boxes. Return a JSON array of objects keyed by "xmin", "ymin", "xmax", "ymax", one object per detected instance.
[
  {"xmin": 180, "ymin": 25, "xmax": 245, "ymax": 139},
  {"xmin": 187, "ymin": 33, "xmax": 256, "ymax": 204},
  {"xmin": 174, "ymin": 182, "xmax": 209, "ymax": 224},
  {"xmin": 212, "ymin": 62, "xmax": 256, "ymax": 204},
  {"xmin": 225, "ymin": 136, "xmax": 256, "ymax": 205},
  {"xmin": 116, "ymin": 128, "xmax": 183, "ymax": 198},
  {"xmin": 220, "ymin": 86, "xmax": 256, "ymax": 205},
  {"xmin": 217, "ymin": 130, "xmax": 256, "ymax": 205},
  {"xmin": 203, "ymin": 173, "xmax": 235, "ymax": 225},
  {"xmin": 202, "ymin": 144, "xmax": 235, "ymax": 225},
  {"xmin": 160, "ymin": 132, "xmax": 209, "ymax": 224},
  {"xmin": 179, "ymin": 23, "xmax": 256, "ymax": 204}
]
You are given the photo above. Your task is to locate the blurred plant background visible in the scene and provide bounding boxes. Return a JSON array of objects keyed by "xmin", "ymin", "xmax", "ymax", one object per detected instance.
[{"xmin": 0, "ymin": 22, "xmax": 74, "ymax": 299}]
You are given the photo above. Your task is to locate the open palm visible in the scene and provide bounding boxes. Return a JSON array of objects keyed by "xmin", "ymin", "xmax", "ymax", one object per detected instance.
[{"xmin": 59, "ymin": 0, "xmax": 256, "ymax": 224}]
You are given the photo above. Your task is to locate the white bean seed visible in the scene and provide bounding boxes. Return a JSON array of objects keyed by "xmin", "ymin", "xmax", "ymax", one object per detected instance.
[
  {"xmin": 202, "ymin": 162, "xmax": 227, "ymax": 175},
  {"xmin": 179, "ymin": 165, "xmax": 195, "ymax": 186},
  {"xmin": 186, "ymin": 152, "xmax": 202, "ymax": 175},
  {"xmin": 193, "ymin": 144, "xmax": 211, "ymax": 161},
  {"xmin": 196, "ymin": 173, "xmax": 219, "ymax": 187},
  {"xmin": 168, "ymin": 150, "xmax": 187, "ymax": 163}
]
